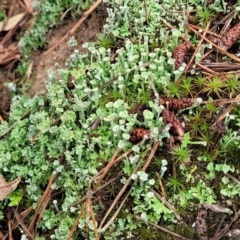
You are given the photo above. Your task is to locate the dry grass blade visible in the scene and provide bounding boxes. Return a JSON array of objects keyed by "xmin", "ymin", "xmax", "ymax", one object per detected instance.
[
  {"xmin": 101, "ymin": 188, "xmax": 132, "ymax": 232},
  {"xmin": 7, "ymin": 210, "xmax": 12, "ymax": 240},
  {"xmin": 44, "ymin": 0, "xmax": 103, "ymax": 55},
  {"xmin": 99, "ymin": 159, "xmax": 142, "ymax": 229},
  {"xmin": 142, "ymin": 141, "xmax": 160, "ymax": 171},
  {"xmin": 56, "ymin": 173, "xmax": 122, "ymax": 216},
  {"xmin": 156, "ymin": 173, "xmax": 167, "ymax": 200},
  {"xmin": 186, "ymin": 23, "xmax": 220, "ymax": 38},
  {"xmin": 211, "ymin": 94, "xmax": 240, "ymax": 128},
  {"xmin": 34, "ymin": 193, "xmax": 51, "ymax": 234},
  {"xmin": 200, "ymin": 62, "xmax": 240, "ymax": 71},
  {"xmin": 13, "ymin": 209, "xmax": 35, "ymax": 240},
  {"xmin": 135, "ymin": 215, "xmax": 192, "ymax": 240},
  {"xmin": 28, "ymin": 174, "xmax": 56, "ymax": 233},
  {"xmin": 67, "ymin": 202, "xmax": 86, "ymax": 240},
  {"xmin": 3, "ymin": 207, "xmax": 33, "ymax": 240},
  {"xmin": 152, "ymin": 189, "xmax": 181, "ymax": 221},
  {"xmin": 94, "ymin": 147, "xmax": 120, "ymax": 189},
  {"xmin": 89, "ymin": 199, "xmax": 100, "ymax": 240}
]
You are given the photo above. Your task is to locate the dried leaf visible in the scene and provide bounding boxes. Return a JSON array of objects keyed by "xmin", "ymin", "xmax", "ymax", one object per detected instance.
[
  {"xmin": 0, "ymin": 12, "xmax": 25, "ymax": 32},
  {"xmin": 0, "ymin": 175, "xmax": 21, "ymax": 201}
]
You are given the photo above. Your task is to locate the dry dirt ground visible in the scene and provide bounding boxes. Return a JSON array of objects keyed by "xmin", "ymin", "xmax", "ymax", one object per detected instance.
[
  {"xmin": 0, "ymin": 5, "xmax": 107, "ymax": 118},
  {"xmin": 29, "ymin": 6, "xmax": 107, "ymax": 96}
]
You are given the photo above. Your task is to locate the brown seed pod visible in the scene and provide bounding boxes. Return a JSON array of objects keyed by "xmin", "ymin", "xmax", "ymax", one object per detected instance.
[
  {"xmin": 220, "ymin": 21, "xmax": 240, "ymax": 50},
  {"xmin": 162, "ymin": 108, "xmax": 184, "ymax": 141},
  {"xmin": 159, "ymin": 97, "xmax": 195, "ymax": 111},
  {"xmin": 172, "ymin": 42, "xmax": 191, "ymax": 70},
  {"xmin": 129, "ymin": 128, "xmax": 151, "ymax": 143}
]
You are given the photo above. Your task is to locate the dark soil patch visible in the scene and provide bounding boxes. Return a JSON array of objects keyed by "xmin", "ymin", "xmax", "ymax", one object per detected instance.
[{"xmin": 0, "ymin": 72, "xmax": 11, "ymax": 120}]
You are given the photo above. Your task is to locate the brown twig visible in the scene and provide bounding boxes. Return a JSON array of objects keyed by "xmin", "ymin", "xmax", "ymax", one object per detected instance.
[
  {"xmin": 184, "ymin": 22, "xmax": 210, "ymax": 73},
  {"xmin": 14, "ymin": 209, "xmax": 35, "ymax": 240},
  {"xmin": 44, "ymin": 0, "xmax": 103, "ymax": 55},
  {"xmin": 7, "ymin": 210, "xmax": 13, "ymax": 240},
  {"xmin": 142, "ymin": 141, "xmax": 160, "ymax": 171},
  {"xmin": 94, "ymin": 147, "xmax": 121, "ymax": 189},
  {"xmin": 186, "ymin": 24, "xmax": 240, "ymax": 63},
  {"xmin": 67, "ymin": 202, "xmax": 86, "ymax": 240},
  {"xmin": 28, "ymin": 174, "xmax": 56, "ymax": 234},
  {"xmin": 152, "ymin": 189, "xmax": 181, "ymax": 221},
  {"xmin": 101, "ymin": 188, "xmax": 132, "ymax": 232},
  {"xmin": 99, "ymin": 159, "xmax": 143, "ymax": 229}
]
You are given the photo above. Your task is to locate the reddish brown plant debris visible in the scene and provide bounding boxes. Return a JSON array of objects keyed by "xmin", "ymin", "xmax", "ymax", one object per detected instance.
[
  {"xmin": 172, "ymin": 42, "xmax": 190, "ymax": 70},
  {"xmin": 129, "ymin": 128, "xmax": 151, "ymax": 143},
  {"xmin": 220, "ymin": 21, "xmax": 240, "ymax": 50},
  {"xmin": 162, "ymin": 108, "xmax": 184, "ymax": 141},
  {"xmin": 159, "ymin": 97, "xmax": 195, "ymax": 111},
  {"xmin": 67, "ymin": 75, "xmax": 75, "ymax": 89},
  {"xmin": 195, "ymin": 209, "xmax": 208, "ymax": 240}
]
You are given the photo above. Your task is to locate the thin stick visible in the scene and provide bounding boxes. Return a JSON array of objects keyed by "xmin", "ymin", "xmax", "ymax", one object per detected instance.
[
  {"xmin": 152, "ymin": 189, "xmax": 181, "ymax": 221},
  {"xmin": 67, "ymin": 202, "xmax": 86, "ymax": 240},
  {"xmin": 90, "ymin": 200, "xmax": 100, "ymax": 240},
  {"xmin": 14, "ymin": 209, "xmax": 35, "ymax": 240},
  {"xmin": 142, "ymin": 141, "xmax": 160, "ymax": 171},
  {"xmin": 185, "ymin": 23, "xmax": 220, "ymax": 37},
  {"xmin": 7, "ymin": 210, "xmax": 13, "ymax": 240},
  {"xmin": 156, "ymin": 173, "xmax": 167, "ymax": 200},
  {"xmin": 94, "ymin": 147, "xmax": 121, "ymax": 189},
  {"xmin": 143, "ymin": 0, "xmax": 149, "ymax": 21},
  {"xmin": 185, "ymin": 22, "xmax": 210, "ymax": 73},
  {"xmin": 44, "ymin": 0, "xmax": 103, "ymax": 55},
  {"xmin": 186, "ymin": 24, "xmax": 240, "ymax": 63},
  {"xmin": 56, "ymin": 173, "xmax": 122, "ymax": 216},
  {"xmin": 28, "ymin": 174, "xmax": 56, "ymax": 232},
  {"xmin": 99, "ymin": 160, "xmax": 142, "ymax": 229},
  {"xmin": 135, "ymin": 215, "xmax": 192, "ymax": 240},
  {"xmin": 101, "ymin": 188, "xmax": 132, "ymax": 232}
]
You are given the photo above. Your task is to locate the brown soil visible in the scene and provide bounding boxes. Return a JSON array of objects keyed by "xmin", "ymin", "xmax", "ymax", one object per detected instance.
[
  {"xmin": 30, "ymin": 6, "xmax": 107, "ymax": 96},
  {"xmin": 0, "ymin": 5, "xmax": 107, "ymax": 119}
]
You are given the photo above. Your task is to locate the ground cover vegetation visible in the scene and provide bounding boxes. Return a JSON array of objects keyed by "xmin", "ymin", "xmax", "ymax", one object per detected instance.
[{"xmin": 1, "ymin": 0, "xmax": 240, "ymax": 239}]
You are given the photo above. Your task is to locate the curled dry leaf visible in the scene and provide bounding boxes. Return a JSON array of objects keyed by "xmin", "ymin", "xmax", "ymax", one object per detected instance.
[
  {"xmin": 129, "ymin": 128, "xmax": 151, "ymax": 143},
  {"xmin": 162, "ymin": 108, "xmax": 184, "ymax": 141},
  {"xmin": 159, "ymin": 97, "xmax": 195, "ymax": 111},
  {"xmin": 220, "ymin": 21, "xmax": 240, "ymax": 51},
  {"xmin": 0, "ymin": 175, "xmax": 21, "ymax": 201},
  {"xmin": 172, "ymin": 42, "xmax": 190, "ymax": 70}
]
